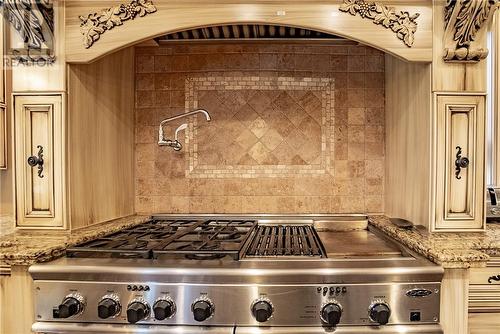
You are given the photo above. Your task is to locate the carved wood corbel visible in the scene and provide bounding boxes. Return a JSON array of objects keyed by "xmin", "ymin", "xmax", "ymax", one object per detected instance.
[
  {"xmin": 0, "ymin": 0, "xmax": 55, "ymax": 63},
  {"xmin": 443, "ymin": 0, "xmax": 500, "ymax": 62},
  {"xmin": 79, "ymin": 0, "xmax": 157, "ymax": 49}
]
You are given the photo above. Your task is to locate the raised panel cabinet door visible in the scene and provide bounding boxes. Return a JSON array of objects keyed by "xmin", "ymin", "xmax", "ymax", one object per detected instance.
[
  {"xmin": 14, "ymin": 95, "xmax": 65, "ymax": 228},
  {"xmin": 434, "ymin": 94, "xmax": 486, "ymax": 231}
]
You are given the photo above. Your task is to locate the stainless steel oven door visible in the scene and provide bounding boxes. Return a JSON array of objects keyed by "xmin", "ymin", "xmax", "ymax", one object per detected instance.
[
  {"xmin": 235, "ymin": 325, "xmax": 443, "ymax": 334},
  {"xmin": 32, "ymin": 323, "xmax": 234, "ymax": 334}
]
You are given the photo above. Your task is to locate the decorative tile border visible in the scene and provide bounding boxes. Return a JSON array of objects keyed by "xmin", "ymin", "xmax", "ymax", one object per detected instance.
[{"xmin": 184, "ymin": 75, "xmax": 335, "ymax": 178}]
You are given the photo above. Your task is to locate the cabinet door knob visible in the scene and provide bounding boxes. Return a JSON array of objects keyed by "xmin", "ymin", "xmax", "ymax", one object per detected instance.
[
  {"xmin": 27, "ymin": 145, "xmax": 44, "ymax": 178},
  {"xmin": 455, "ymin": 146, "xmax": 469, "ymax": 180}
]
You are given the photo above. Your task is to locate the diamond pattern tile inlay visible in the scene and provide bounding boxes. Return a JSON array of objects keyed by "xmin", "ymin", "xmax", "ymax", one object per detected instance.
[{"xmin": 185, "ymin": 76, "xmax": 334, "ymax": 178}]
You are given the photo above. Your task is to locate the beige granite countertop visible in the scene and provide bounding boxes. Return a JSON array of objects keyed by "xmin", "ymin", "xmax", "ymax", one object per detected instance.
[
  {"xmin": 0, "ymin": 215, "xmax": 150, "ymax": 266},
  {"xmin": 2, "ymin": 214, "xmax": 499, "ymax": 268},
  {"xmin": 369, "ymin": 216, "xmax": 500, "ymax": 269}
]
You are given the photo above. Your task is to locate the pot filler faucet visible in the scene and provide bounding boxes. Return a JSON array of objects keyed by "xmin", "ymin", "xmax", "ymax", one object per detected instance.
[{"xmin": 158, "ymin": 109, "xmax": 211, "ymax": 151}]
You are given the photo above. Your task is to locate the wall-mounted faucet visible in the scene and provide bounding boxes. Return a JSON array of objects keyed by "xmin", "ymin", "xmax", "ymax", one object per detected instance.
[{"xmin": 158, "ymin": 109, "xmax": 211, "ymax": 151}]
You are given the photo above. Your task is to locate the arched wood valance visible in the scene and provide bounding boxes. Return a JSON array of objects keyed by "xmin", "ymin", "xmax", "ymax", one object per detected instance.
[{"xmin": 64, "ymin": 0, "xmax": 433, "ymax": 63}]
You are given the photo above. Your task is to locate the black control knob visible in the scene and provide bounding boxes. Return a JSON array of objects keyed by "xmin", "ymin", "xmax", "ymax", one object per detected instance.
[
  {"xmin": 369, "ymin": 302, "xmax": 391, "ymax": 325},
  {"xmin": 127, "ymin": 301, "xmax": 149, "ymax": 324},
  {"xmin": 98, "ymin": 298, "xmax": 120, "ymax": 319},
  {"xmin": 320, "ymin": 303, "xmax": 342, "ymax": 326},
  {"xmin": 58, "ymin": 297, "xmax": 83, "ymax": 318},
  {"xmin": 251, "ymin": 300, "xmax": 273, "ymax": 323},
  {"xmin": 153, "ymin": 299, "xmax": 175, "ymax": 320},
  {"xmin": 192, "ymin": 300, "xmax": 213, "ymax": 322}
]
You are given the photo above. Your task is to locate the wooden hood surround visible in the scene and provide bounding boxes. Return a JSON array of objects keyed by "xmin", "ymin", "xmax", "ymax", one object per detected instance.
[
  {"xmin": 65, "ymin": 0, "xmax": 433, "ymax": 63},
  {"xmin": 1, "ymin": 0, "xmax": 499, "ymax": 232}
]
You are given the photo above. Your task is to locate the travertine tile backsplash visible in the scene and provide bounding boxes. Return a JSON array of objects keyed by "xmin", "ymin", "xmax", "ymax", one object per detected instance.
[{"xmin": 135, "ymin": 43, "xmax": 385, "ymax": 214}]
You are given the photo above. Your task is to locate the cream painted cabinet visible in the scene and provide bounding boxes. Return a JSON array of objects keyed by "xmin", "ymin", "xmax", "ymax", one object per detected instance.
[
  {"xmin": 14, "ymin": 94, "xmax": 65, "ymax": 228},
  {"xmin": 0, "ymin": 12, "xmax": 6, "ymax": 169},
  {"xmin": 433, "ymin": 94, "xmax": 486, "ymax": 231},
  {"xmin": 0, "ymin": 10, "xmax": 5, "ymax": 106},
  {"xmin": 0, "ymin": 106, "xmax": 5, "ymax": 170},
  {"xmin": 468, "ymin": 261, "xmax": 500, "ymax": 333}
]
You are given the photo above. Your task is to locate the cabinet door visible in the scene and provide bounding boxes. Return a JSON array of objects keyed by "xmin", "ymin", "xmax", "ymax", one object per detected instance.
[
  {"xmin": 434, "ymin": 94, "xmax": 485, "ymax": 231},
  {"xmin": 14, "ymin": 95, "xmax": 65, "ymax": 228}
]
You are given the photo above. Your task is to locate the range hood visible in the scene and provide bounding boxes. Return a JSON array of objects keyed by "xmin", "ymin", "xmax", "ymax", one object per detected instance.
[{"xmin": 155, "ymin": 23, "xmax": 353, "ymax": 44}]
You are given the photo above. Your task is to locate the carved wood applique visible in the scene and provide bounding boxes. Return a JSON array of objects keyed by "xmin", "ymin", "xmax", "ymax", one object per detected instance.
[
  {"xmin": 339, "ymin": 0, "xmax": 420, "ymax": 47},
  {"xmin": 79, "ymin": 0, "xmax": 157, "ymax": 48},
  {"xmin": 0, "ymin": 0, "xmax": 55, "ymax": 63},
  {"xmin": 444, "ymin": 0, "xmax": 499, "ymax": 62}
]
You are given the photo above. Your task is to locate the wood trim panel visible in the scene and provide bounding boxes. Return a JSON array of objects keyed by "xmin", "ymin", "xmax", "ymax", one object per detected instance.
[
  {"xmin": 0, "ymin": 106, "xmax": 5, "ymax": 170},
  {"xmin": 493, "ymin": 10, "xmax": 500, "ymax": 186},
  {"xmin": 64, "ymin": 0, "xmax": 433, "ymax": 63},
  {"xmin": 441, "ymin": 269, "xmax": 469, "ymax": 334},
  {"xmin": 384, "ymin": 54, "xmax": 432, "ymax": 229},
  {"xmin": 0, "ymin": 10, "xmax": 5, "ymax": 105},
  {"xmin": 14, "ymin": 94, "xmax": 66, "ymax": 229},
  {"xmin": 67, "ymin": 47, "xmax": 135, "ymax": 229},
  {"xmin": 469, "ymin": 313, "xmax": 500, "ymax": 334},
  {"xmin": 433, "ymin": 94, "xmax": 486, "ymax": 231},
  {"xmin": 0, "ymin": 266, "xmax": 35, "ymax": 334}
]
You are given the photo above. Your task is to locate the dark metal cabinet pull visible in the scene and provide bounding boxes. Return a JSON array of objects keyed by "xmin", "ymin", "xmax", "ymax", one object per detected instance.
[
  {"xmin": 27, "ymin": 145, "xmax": 44, "ymax": 178},
  {"xmin": 455, "ymin": 146, "xmax": 469, "ymax": 180}
]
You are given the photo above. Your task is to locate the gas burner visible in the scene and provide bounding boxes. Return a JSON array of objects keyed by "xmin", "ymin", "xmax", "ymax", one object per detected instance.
[
  {"xmin": 66, "ymin": 219, "xmax": 257, "ymax": 260},
  {"xmin": 185, "ymin": 253, "xmax": 226, "ymax": 260}
]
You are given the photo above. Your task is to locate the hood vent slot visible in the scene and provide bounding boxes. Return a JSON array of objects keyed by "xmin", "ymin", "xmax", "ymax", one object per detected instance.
[{"xmin": 156, "ymin": 24, "xmax": 349, "ymax": 43}]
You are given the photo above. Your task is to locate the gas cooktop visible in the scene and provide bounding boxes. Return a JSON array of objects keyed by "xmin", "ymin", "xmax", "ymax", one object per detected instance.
[
  {"xmin": 67, "ymin": 218, "xmax": 325, "ymax": 260},
  {"xmin": 30, "ymin": 215, "xmax": 444, "ymax": 334}
]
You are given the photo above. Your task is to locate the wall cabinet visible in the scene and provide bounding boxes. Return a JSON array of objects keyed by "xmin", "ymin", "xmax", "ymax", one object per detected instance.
[
  {"xmin": 14, "ymin": 94, "xmax": 65, "ymax": 228},
  {"xmin": 433, "ymin": 94, "xmax": 486, "ymax": 231}
]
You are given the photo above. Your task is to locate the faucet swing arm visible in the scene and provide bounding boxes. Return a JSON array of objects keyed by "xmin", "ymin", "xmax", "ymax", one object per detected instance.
[{"xmin": 158, "ymin": 109, "xmax": 211, "ymax": 151}]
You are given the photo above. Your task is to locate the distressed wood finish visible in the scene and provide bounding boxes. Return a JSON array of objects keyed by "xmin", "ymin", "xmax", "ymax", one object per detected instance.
[
  {"xmin": 0, "ymin": 12, "xmax": 6, "ymax": 170},
  {"xmin": 433, "ymin": 94, "xmax": 486, "ymax": 231},
  {"xmin": 441, "ymin": 269, "xmax": 470, "ymax": 334},
  {"xmin": 0, "ymin": 107, "xmax": 5, "ymax": 170},
  {"xmin": 469, "ymin": 313, "xmax": 500, "ymax": 333},
  {"xmin": 339, "ymin": 0, "xmax": 420, "ymax": 47},
  {"xmin": 468, "ymin": 260, "xmax": 500, "ymax": 332},
  {"xmin": 493, "ymin": 10, "xmax": 500, "ymax": 185},
  {"xmin": 384, "ymin": 54, "xmax": 432, "ymax": 229},
  {"xmin": 67, "ymin": 47, "xmax": 135, "ymax": 229},
  {"xmin": 0, "ymin": 266, "xmax": 35, "ymax": 334},
  {"xmin": 443, "ymin": 0, "xmax": 498, "ymax": 62},
  {"xmin": 64, "ymin": 0, "xmax": 433, "ymax": 63},
  {"xmin": 0, "ymin": 11, "xmax": 5, "ymax": 106},
  {"xmin": 14, "ymin": 94, "xmax": 66, "ymax": 229},
  {"xmin": 10, "ymin": 1, "xmax": 66, "ymax": 92},
  {"xmin": 432, "ymin": 1, "xmax": 488, "ymax": 92}
]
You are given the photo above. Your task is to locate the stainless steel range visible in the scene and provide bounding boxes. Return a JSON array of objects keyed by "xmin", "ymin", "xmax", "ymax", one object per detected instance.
[{"xmin": 30, "ymin": 215, "xmax": 444, "ymax": 334}]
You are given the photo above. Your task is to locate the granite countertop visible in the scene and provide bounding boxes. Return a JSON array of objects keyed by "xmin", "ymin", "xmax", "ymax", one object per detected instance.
[
  {"xmin": 2, "ymin": 214, "xmax": 499, "ymax": 269},
  {"xmin": 0, "ymin": 215, "xmax": 150, "ymax": 266},
  {"xmin": 369, "ymin": 216, "xmax": 500, "ymax": 269}
]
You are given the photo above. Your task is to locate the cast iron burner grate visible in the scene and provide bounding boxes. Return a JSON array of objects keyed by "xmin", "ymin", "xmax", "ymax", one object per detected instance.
[
  {"xmin": 245, "ymin": 225, "xmax": 325, "ymax": 257},
  {"xmin": 66, "ymin": 219, "xmax": 256, "ymax": 260}
]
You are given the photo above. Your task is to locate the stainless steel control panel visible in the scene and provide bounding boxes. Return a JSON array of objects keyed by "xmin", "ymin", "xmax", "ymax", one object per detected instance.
[{"xmin": 34, "ymin": 281, "xmax": 441, "ymax": 326}]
